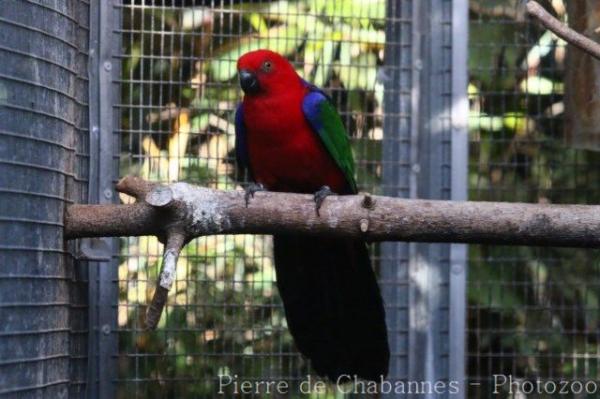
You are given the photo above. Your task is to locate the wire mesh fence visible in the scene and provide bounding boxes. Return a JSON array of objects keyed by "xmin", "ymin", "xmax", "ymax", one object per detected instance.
[
  {"xmin": 467, "ymin": 1, "xmax": 600, "ymax": 397},
  {"xmin": 0, "ymin": 0, "xmax": 90, "ymax": 397},
  {"xmin": 115, "ymin": 1, "xmax": 410, "ymax": 397},
  {"xmin": 111, "ymin": 0, "xmax": 600, "ymax": 396}
]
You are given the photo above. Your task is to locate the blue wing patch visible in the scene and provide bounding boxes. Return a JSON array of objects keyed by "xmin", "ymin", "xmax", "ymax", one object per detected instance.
[{"xmin": 301, "ymin": 91, "xmax": 327, "ymax": 134}]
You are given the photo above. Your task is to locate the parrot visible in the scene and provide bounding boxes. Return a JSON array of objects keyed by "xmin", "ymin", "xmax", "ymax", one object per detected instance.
[{"xmin": 234, "ymin": 49, "xmax": 389, "ymax": 382}]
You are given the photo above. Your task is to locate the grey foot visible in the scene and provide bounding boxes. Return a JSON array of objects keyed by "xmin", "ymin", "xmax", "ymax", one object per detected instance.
[
  {"xmin": 244, "ymin": 183, "xmax": 265, "ymax": 207},
  {"xmin": 313, "ymin": 185, "xmax": 334, "ymax": 216}
]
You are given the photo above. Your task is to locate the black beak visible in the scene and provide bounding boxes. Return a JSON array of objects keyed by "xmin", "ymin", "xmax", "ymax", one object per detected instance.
[{"xmin": 239, "ymin": 69, "xmax": 260, "ymax": 94}]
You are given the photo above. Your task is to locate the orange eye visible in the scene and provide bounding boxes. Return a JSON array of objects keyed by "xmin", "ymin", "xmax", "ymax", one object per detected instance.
[{"xmin": 261, "ymin": 61, "xmax": 273, "ymax": 72}]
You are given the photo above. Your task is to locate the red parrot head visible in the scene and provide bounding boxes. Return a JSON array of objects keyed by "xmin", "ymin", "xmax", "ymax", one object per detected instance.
[{"xmin": 237, "ymin": 49, "xmax": 300, "ymax": 96}]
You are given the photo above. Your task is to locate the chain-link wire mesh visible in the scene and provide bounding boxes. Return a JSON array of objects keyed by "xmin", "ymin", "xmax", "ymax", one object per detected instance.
[
  {"xmin": 115, "ymin": 1, "xmax": 409, "ymax": 397},
  {"xmin": 0, "ymin": 0, "xmax": 90, "ymax": 396},
  {"xmin": 467, "ymin": 1, "xmax": 600, "ymax": 397}
]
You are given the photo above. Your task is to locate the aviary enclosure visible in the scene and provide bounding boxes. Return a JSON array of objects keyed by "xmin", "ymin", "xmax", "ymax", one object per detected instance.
[{"xmin": 2, "ymin": 0, "xmax": 600, "ymax": 398}]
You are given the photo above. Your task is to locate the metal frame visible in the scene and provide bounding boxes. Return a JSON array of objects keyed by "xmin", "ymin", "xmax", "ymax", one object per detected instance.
[
  {"xmin": 407, "ymin": 0, "xmax": 451, "ymax": 392},
  {"xmin": 382, "ymin": 0, "xmax": 468, "ymax": 396},
  {"xmin": 87, "ymin": 1, "xmax": 120, "ymax": 398},
  {"xmin": 450, "ymin": 0, "xmax": 469, "ymax": 396}
]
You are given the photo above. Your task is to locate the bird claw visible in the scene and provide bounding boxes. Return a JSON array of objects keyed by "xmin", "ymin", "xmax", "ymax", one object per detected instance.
[
  {"xmin": 244, "ymin": 183, "xmax": 265, "ymax": 207},
  {"xmin": 313, "ymin": 185, "xmax": 334, "ymax": 216}
]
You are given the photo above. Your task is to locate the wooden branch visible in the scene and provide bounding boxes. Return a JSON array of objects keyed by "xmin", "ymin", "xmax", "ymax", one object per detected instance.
[
  {"xmin": 65, "ymin": 176, "xmax": 600, "ymax": 328},
  {"xmin": 526, "ymin": 0, "xmax": 600, "ymax": 60},
  {"xmin": 66, "ymin": 176, "xmax": 600, "ymax": 248},
  {"xmin": 145, "ymin": 233, "xmax": 185, "ymax": 330}
]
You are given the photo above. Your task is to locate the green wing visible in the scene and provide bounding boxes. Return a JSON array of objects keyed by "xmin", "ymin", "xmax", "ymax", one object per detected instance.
[{"xmin": 302, "ymin": 90, "xmax": 358, "ymax": 193}]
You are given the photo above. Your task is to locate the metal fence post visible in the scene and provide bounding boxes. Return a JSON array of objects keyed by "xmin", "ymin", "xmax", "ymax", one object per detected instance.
[
  {"xmin": 87, "ymin": 1, "xmax": 120, "ymax": 398},
  {"xmin": 450, "ymin": 0, "xmax": 469, "ymax": 396},
  {"xmin": 382, "ymin": 0, "xmax": 467, "ymax": 397}
]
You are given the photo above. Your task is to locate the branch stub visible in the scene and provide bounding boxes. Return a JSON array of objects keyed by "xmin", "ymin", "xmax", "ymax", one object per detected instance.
[{"xmin": 146, "ymin": 186, "xmax": 174, "ymax": 207}]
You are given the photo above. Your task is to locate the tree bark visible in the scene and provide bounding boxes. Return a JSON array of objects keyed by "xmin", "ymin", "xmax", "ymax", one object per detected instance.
[
  {"xmin": 526, "ymin": 1, "xmax": 600, "ymax": 61},
  {"xmin": 65, "ymin": 176, "xmax": 600, "ymax": 248}
]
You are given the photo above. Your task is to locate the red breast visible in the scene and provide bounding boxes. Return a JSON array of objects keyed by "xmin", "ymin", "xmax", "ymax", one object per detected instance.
[{"xmin": 243, "ymin": 89, "xmax": 348, "ymax": 194}]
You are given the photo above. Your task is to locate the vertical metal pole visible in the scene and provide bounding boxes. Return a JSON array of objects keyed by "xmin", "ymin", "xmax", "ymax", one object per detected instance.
[
  {"xmin": 408, "ymin": 0, "xmax": 448, "ymax": 395},
  {"xmin": 383, "ymin": 0, "xmax": 467, "ymax": 397},
  {"xmin": 449, "ymin": 0, "xmax": 469, "ymax": 396},
  {"xmin": 87, "ymin": 1, "xmax": 119, "ymax": 398}
]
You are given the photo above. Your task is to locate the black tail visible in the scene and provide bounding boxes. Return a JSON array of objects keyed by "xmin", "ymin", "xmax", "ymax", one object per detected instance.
[{"xmin": 273, "ymin": 235, "xmax": 389, "ymax": 382}]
